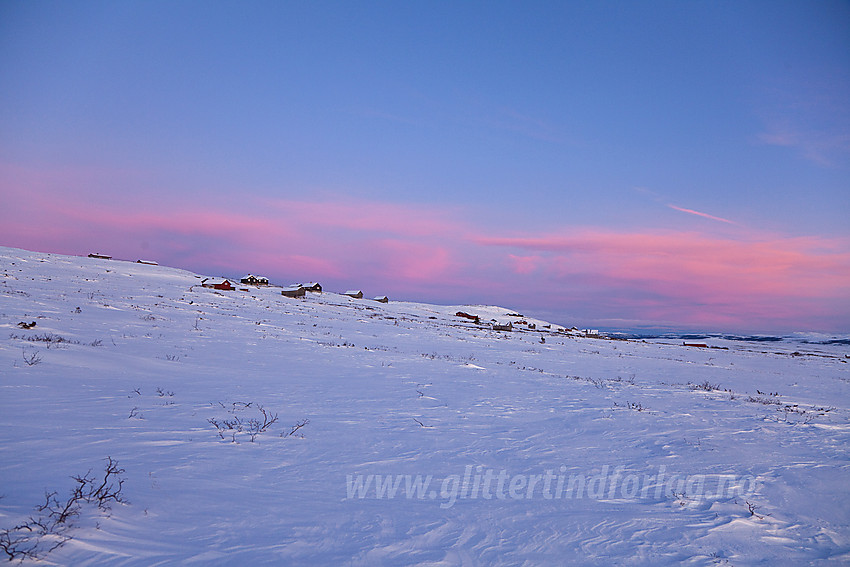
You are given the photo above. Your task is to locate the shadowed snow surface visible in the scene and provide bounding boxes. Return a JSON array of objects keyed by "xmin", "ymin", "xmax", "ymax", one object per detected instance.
[{"xmin": 0, "ymin": 246, "xmax": 848, "ymax": 565}]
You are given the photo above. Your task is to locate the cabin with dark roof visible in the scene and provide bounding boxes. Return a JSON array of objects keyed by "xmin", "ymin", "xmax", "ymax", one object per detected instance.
[{"xmin": 240, "ymin": 274, "xmax": 269, "ymax": 286}]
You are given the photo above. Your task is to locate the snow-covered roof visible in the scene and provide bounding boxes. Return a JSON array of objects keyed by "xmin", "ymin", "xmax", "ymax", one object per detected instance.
[{"xmin": 281, "ymin": 285, "xmax": 306, "ymax": 297}]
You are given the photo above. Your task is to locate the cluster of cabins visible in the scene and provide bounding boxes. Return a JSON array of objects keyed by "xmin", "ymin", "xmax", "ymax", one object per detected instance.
[
  {"xmin": 86, "ymin": 254, "xmax": 608, "ymax": 336},
  {"xmin": 454, "ymin": 311, "xmax": 601, "ymax": 337},
  {"xmin": 279, "ymin": 282, "xmax": 322, "ymax": 297},
  {"xmin": 342, "ymin": 290, "xmax": 389, "ymax": 303},
  {"xmin": 199, "ymin": 274, "xmax": 389, "ymax": 303},
  {"xmin": 88, "ymin": 253, "xmax": 610, "ymax": 337},
  {"xmin": 88, "ymin": 252, "xmax": 158, "ymax": 265}
]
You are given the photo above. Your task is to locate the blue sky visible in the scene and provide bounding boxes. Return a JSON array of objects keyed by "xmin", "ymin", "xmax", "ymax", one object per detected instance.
[{"xmin": 1, "ymin": 1, "xmax": 849, "ymax": 333}]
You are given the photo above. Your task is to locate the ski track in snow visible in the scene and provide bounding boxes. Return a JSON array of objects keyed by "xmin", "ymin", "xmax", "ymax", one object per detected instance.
[{"xmin": 0, "ymin": 246, "xmax": 848, "ymax": 565}]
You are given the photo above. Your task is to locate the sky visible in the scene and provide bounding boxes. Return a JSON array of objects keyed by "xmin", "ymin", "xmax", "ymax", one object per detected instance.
[{"xmin": 1, "ymin": 1, "xmax": 849, "ymax": 334}]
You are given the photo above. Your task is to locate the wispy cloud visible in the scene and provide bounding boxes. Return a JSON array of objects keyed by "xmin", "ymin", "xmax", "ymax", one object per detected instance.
[
  {"xmin": 666, "ymin": 204, "xmax": 738, "ymax": 225},
  {"xmin": 633, "ymin": 187, "xmax": 740, "ymax": 227},
  {"xmin": 757, "ymin": 127, "xmax": 850, "ymax": 167},
  {"xmin": 755, "ymin": 73, "xmax": 850, "ymax": 167},
  {"xmin": 481, "ymin": 104, "xmax": 565, "ymax": 144}
]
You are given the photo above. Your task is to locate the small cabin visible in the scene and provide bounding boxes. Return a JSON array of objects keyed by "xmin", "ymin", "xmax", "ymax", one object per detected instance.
[
  {"xmin": 240, "ymin": 274, "xmax": 269, "ymax": 286},
  {"xmin": 88, "ymin": 253, "xmax": 112, "ymax": 260},
  {"xmin": 281, "ymin": 285, "xmax": 306, "ymax": 298},
  {"xmin": 300, "ymin": 282, "xmax": 322, "ymax": 293},
  {"xmin": 344, "ymin": 290, "xmax": 363, "ymax": 299},
  {"xmin": 683, "ymin": 342, "xmax": 708, "ymax": 348},
  {"xmin": 493, "ymin": 322, "xmax": 513, "ymax": 332},
  {"xmin": 136, "ymin": 259, "xmax": 158, "ymax": 265},
  {"xmin": 456, "ymin": 311, "xmax": 481, "ymax": 324},
  {"xmin": 373, "ymin": 296, "xmax": 389, "ymax": 303},
  {"xmin": 201, "ymin": 279, "xmax": 234, "ymax": 291}
]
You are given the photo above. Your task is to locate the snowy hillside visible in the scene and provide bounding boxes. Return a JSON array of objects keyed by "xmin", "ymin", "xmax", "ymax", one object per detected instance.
[{"xmin": 1, "ymin": 246, "xmax": 848, "ymax": 565}]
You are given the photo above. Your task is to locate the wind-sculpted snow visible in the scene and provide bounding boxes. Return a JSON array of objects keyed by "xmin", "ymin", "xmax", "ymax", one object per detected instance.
[{"xmin": 0, "ymin": 246, "xmax": 848, "ymax": 564}]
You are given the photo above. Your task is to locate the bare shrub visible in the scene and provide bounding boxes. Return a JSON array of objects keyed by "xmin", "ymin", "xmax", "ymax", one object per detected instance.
[
  {"xmin": 22, "ymin": 348, "xmax": 42, "ymax": 367},
  {"xmin": 613, "ymin": 401, "xmax": 647, "ymax": 412},
  {"xmin": 284, "ymin": 419, "xmax": 310, "ymax": 438},
  {"xmin": 207, "ymin": 403, "xmax": 287, "ymax": 442},
  {"xmin": 0, "ymin": 458, "xmax": 126, "ymax": 561}
]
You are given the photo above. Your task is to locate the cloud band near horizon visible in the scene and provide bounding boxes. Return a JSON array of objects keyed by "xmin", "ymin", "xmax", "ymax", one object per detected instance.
[{"xmin": 1, "ymin": 165, "xmax": 848, "ymax": 333}]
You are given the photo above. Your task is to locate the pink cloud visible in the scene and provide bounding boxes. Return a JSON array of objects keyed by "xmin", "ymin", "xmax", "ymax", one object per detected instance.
[
  {"xmin": 0, "ymin": 165, "xmax": 469, "ymax": 291},
  {"xmin": 508, "ymin": 254, "xmax": 541, "ymax": 275},
  {"xmin": 478, "ymin": 230, "xmax": 850, "ymax": 296},
  {"xmin": 2, "ymin": 162, "xmax": 848, "ymax": 332},
  {"xmin": 475, "ymin": 229, "xmax": 850, "ymax": 329},
  {"xmin": 370, "ymin": 239, "xmax": 455, "ymax": 281}
]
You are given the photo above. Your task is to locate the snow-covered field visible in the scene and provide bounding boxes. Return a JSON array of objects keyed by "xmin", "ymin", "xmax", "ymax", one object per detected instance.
[{"xmin": 1, "ymin": 246, "xmax": 848, "ymax": 565}]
